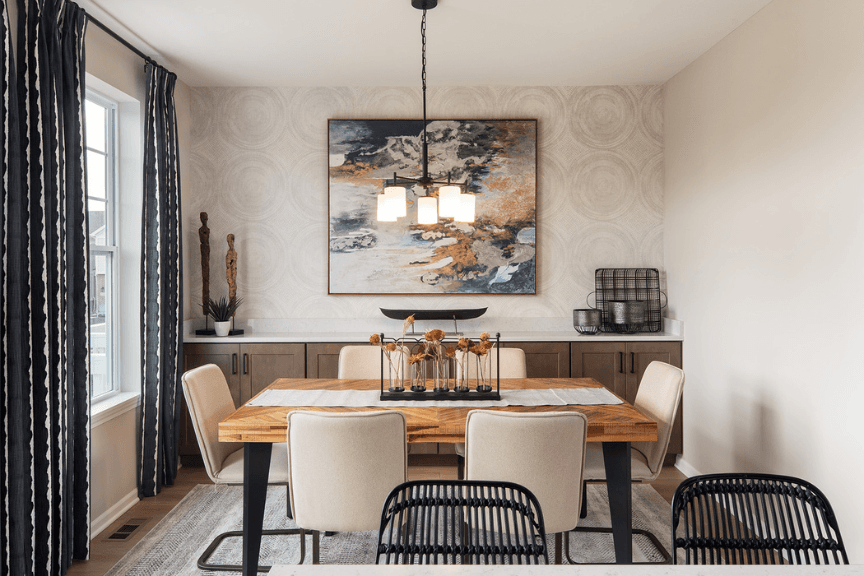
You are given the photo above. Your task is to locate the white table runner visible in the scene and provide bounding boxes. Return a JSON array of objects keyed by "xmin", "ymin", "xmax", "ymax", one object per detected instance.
[{"xmin": 246, "ymin": 387, "xmax": 622, "ymax": 408}]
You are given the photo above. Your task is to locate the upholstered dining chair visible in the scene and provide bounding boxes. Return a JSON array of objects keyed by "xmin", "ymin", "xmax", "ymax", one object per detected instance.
[
  {"xmin": 464, "ymin": 410, "xmax": 588, "ymax": 564},
  {"xmin": 286, "ymin": 410, "xmax": 408, "ymax": 564},
  {"xmin": 456, "ymin": 346, "xmax": 527, "ymax": 380},
  {"xmin": 182, "ymin": 364, "xmax": 306, "ymax": 570},
  {"xmin": 581, "ymin": 360, "xmax": 685, "ymax": 510},
  {"xmin": 337, "ymin": 345, "xmax": 408, "ymax": 379},
  {"xmin": 454, "ymin": 347, "xmax": 527, "ymax": 477},
  {"xmin": 575, "ymin": 360, "xmax": 684, "ymax": 563}
]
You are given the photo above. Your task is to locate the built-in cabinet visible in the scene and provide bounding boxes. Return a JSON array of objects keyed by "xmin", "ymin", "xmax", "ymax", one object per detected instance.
[
  {"xmin": 180, "ymin": 342, "xmax": 304, "ymax": 455},
  {"xmin": 570, "ymin": 340, "xmax": 682, "ymax": 457},
  {"xmin": 306, "ymin": 342, "xmax": 354, "ymax": 379},
  {"xmin": 181, "ymin": 338, "xmax": 683, "ymax": 460},
  {"xmin": 503, "ymin": 341, "xmax": 570, "ymax": 378}
]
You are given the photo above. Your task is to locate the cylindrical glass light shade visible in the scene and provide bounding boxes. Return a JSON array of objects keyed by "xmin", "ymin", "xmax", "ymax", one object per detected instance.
[
  {"xmin": 417, "ymin": 196, "xmax": 438, "ymax": 225},
  {"xmin": 384, "ymin": 186, "xmax": 407, "ymax": 217},
  {"xmin": 455, "ymin": 194, "xmax": 475, "ymax": 222},
  {"xmin": 377, "ymin": 193, "xmax": 397, "ymax": 222},
  {"xmin": 438, "ymin": 185, "xmax": 461, "ymax": 217}
]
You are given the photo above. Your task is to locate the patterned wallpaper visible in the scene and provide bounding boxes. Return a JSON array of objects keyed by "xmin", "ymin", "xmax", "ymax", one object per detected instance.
[{"xmin": 186, "ymin": 86, "xmax": 663, "ymax": 320}]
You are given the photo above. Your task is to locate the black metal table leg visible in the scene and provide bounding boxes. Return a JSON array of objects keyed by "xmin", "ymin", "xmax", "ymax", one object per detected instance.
[
  {"xmin": 243, "ymin": 443, "xmax": 272, "ymax": 576},
  {"xmin": 603, "ymin": 441, "xmax": 632, "ymax": 564}
]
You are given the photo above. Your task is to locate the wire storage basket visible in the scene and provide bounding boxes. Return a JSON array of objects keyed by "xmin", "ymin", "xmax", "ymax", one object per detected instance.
[{"xmin": 594, "ymin": 268, "xmax": 663, "ymax": 333}]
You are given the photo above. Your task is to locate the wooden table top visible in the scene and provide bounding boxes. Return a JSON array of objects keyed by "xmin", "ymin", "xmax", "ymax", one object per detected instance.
[{"xmin": 218, "ymin": 378, "xmax": 658, "ymax": 444}]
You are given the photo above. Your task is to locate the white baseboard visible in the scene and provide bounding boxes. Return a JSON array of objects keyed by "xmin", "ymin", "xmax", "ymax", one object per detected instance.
[
  {"xmin": 674, "ymin": 455, "xmax": 702, "ymax": 478},
  {"xmin": 91, "ymin": 489, "xmax": 140, "ymax": 539}
]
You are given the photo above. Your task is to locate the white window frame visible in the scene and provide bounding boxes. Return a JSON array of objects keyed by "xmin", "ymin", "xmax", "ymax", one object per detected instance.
[{"xmin": 86, "ymin": 90, "xmax": 120, "ymax": 402}]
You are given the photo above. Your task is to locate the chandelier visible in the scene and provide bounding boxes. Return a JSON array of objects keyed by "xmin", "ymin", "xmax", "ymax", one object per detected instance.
[{"xmin": 376, "ymin": 0, "xmax": 475, "ymax": 225}]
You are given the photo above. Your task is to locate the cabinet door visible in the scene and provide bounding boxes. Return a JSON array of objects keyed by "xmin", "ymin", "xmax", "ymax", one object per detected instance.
[
  {"xmin": 305, "ymin": 342, "xmax": 356, "ymax": 379},
  {"xmin": 181, "ymin": 343, "xmax": 241, "ymax": 456},
  {"xmin": 504, "ymin": 342, "xmax": 569, "ymax": 378},
  {"xmin": 240, "ymin": 343, "xmax": 306, "ymax": 403},
  {"xmin": 570, "ymin": 342, "xmax": 627, "ymax": 399},
  {"xmin": 626, "ymin": 341, "xmax": 683, "ymax": 455}
]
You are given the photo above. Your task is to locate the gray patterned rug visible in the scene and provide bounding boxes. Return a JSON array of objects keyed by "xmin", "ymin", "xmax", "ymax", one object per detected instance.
[{"xmin": 106, "ymin": 483, "xmax": 672, "ymax": 574}]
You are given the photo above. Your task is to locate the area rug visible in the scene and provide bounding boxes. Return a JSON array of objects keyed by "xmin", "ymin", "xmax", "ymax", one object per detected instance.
[{"xmin": 106, "ymin": 483, "xmax": 672, "ymax": 574}]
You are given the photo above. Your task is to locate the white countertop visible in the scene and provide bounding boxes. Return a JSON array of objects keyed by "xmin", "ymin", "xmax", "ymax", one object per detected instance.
[
  {"xmin": 269, "ymin": 565, "xmax": 862, "ymax": 576},
  {"xmin": 183, "ymin": 318, "xmax": 683, "ymax": 344}
]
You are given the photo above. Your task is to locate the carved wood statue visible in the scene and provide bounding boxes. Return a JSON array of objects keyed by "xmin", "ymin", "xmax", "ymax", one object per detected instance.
[
  {"xmin": 226, "ymin": 233, "xmax": 237, "ymax": 304},
  {"xmin": 199, "ymin": 212, "xmax": 210, "ymax": 316}
]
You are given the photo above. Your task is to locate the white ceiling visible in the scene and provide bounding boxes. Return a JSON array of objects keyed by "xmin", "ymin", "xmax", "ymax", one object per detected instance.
[{"xmin": 79, "ymin": 0, "xmax": 773, "ymax": 87}]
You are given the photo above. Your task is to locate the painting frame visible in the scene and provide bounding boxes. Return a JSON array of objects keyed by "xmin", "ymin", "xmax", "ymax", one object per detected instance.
[{"xmin": 328, "ymin": 119, "xmax": 537, "ymax": 295}]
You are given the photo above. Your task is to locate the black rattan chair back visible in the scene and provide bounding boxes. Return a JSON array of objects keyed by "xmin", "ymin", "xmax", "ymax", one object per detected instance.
[
  {"xmin": 376, "ymin": 480, "xmax": 549, "ymax": 565},
  {"xmin": 671, "ymin": 473, "xmax": 848, "ymax": 565}
]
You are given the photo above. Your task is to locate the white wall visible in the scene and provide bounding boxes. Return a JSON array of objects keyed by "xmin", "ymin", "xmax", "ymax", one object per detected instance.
[
  {"xmin": 664, "ymin": 0, "xmax": 864, "ymax": 560},
  {"xmin": 86, "ymin": 23, "xmax": 193, "ymax": 531}
]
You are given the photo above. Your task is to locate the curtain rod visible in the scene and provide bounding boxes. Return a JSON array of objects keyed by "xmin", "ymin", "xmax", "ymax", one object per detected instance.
[{"xmin": 86, "ymin": 13, "xmax": 156, "ymax": 66}]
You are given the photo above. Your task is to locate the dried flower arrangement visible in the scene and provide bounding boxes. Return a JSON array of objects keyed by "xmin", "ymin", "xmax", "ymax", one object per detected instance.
[
  {"xmin": 372, "ymin": 323, "xmax": 500, "ymax": 397},
  {"xmin": 370, "ymin": 315, "xmax": 415, "ymax": 390}
]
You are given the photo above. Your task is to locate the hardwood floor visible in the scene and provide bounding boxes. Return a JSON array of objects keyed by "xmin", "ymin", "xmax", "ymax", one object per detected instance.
[
  {"xmin": 66, "ymin": 461, "xmax": 211, "ymax": 576},
  {"xmin": 68, "ymin": 456, "xmax": 687, "ymax": 575}
]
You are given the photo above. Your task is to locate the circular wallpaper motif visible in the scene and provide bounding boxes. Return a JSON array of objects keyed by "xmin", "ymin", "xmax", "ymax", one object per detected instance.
[
  {"xmin": 639, "ymin": 153, "xmax": 664, "ymax": 216},
  {"xmin": 499, "ymin": 86, "xmax": 567, "ymax": 145},
  {"xmin": 221, "ymin": 88, "xmax": 287, "ymax": 150},
  {"xmin": 190, "ymin": 90, "xmax": 215, "ymax": 142},
  {"xmin": 235, "ymin": 224, "xmax": 291, "ymax": 295},
  {"xmin": 640, "ymin": 86, "xmax": 664, "ymax": 145},
  {"xmin": 219, "ymin": 152, "xmax": 290, "ymax": 221},
  {"xmin": 353, "ymin": 87, "xmax": 419, "ymax": 117},
  {"xmin": 572, "ymin": 152, "xmax": 637, "ymax": 221},
  {"xmin": 571, "ymin": 86, "xmax": 637, "ymax": 149},
  {"xmin": 430, "ymin": 86, "xmax": 497, "ymax": 117},
  {"xmin": 570, "ymin": 223, "xmax": 638, "ymax": 283},
  {"xmin": 537, "ymin": 154, "xmax": 568, "ymax": 217},
  {"xmin": 286, "ymin": 88, "xmax": 352, "ymax": 144},
  {"xmin": 287, "ymin": 151, "xmax": 326, "ymax": 218}
]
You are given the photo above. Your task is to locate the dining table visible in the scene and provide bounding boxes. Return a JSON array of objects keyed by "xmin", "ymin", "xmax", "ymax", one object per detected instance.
[{"xmin": 218, "ymin": 377, "xmax": 658, "ymax": 575}]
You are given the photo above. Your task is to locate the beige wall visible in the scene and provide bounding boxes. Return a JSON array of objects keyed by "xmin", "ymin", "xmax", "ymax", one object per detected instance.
[
  {"xmin": 86, "ymin": 24, "xmax": 193, "ymax": 528},
  {"xmin": 665, "ymin": 0, "xmax": 864, "ymax": 559},
  {"xmin": 186, "ymin": 86, "xmax": 664, "ymax": 320}
]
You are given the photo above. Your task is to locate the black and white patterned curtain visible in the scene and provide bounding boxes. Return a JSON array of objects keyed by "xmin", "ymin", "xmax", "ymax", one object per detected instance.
[
  {"xmin": 139, "ymin": 62, "xmax": 183, "ymax": 498},
  {"xmin": 2, "ymin": 0, "xmax": 91, "ymax": 574}
]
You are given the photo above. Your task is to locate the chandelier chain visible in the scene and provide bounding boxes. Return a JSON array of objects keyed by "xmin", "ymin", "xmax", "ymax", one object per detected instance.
[{"xmin": 421, "ymin": 9, "xmax": 427, "ymax": 99}]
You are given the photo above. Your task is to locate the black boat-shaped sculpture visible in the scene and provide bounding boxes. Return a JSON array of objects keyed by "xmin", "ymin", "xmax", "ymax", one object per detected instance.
[{"xmin": 379, "ymin": 308, "xmax": 487, "ymax": 321}]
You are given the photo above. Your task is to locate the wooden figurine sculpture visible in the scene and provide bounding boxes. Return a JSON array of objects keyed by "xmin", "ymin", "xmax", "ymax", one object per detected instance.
[
  {"xmin": 226, "ymin": 233, "xmax": 237, "ymax": 304},
  {"xmin": 199, "ymin": 212, "xmax": 210, "ymax": 316}
]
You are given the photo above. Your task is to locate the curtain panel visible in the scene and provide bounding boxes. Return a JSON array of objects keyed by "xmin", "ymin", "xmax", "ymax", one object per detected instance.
[
  {"xmin": 139, "ymin": 62, "xmax": 183, "ymax": 498},
  {"xmin": 1, "ymin": 0, "xmax": 90, "ymax": 574}
]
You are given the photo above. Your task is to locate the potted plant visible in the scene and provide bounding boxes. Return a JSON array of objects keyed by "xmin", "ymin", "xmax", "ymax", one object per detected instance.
[{"xmin": 207, "ymin": 296, "xmax": 243, "ymax": 336}]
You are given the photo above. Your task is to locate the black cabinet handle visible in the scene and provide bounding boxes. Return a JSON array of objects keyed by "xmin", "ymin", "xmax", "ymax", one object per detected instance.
[
  {"xmin": 630, "ymin": 352, "xmax": 635, "ymax": 374},
  {"xmin": 231, "ymin": 353, "xmax": 237, "ymax": 375},
  {"xmin": 243, "ymin": 353, "xmax": 248, "ymax": 375},
  {"xmin": 619, "ymin": 352, "xmax": 624, "ymax": 374}
]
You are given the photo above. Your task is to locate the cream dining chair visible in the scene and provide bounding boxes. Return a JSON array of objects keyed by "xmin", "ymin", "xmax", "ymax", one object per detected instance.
[
  {"xmin": 182, "ymin": 364, "xmax": 306, "ymax": 570},
  {"xmin": 286, "ymin": 410, "xmax": 408, "ymax": 564},
  {"xmin": 575, "ymin": 360, "xmax": 684, "ymax": 563},
  {"xmin": 337, "ymin": 344, "xmax": 408, "ymax": 380},
  {"xmin": 464, "ymin": 410, "xmax": 588, "ymax": 564},
  {"xmin": 454, "ymin": 347, "xmax": 527, "ymax": 477}
]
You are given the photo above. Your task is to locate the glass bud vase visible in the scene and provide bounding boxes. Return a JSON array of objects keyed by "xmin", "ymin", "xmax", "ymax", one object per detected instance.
[
  {"xmin": 387, "ymin": 351, "xmax": 405, "ymax": 393},
  {"xmin": 453, "ymin": 353, "xmax": 470, "ymax": 393},
  {"xmin": 432, "ymin": 358, "xmax": 449, "ymax": 393},
  {"xmin": 476, "ymin": 352, "xmax": 492, "ymax": 393},
  {"xmin": 411, "ymin": 360, "xmax": 427, "ymax": 393}
]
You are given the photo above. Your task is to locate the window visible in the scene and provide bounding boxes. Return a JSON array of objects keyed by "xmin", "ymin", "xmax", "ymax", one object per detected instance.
[{"xmin": 85, "ymin": 92, "xmax": 118, "ymax": 400}]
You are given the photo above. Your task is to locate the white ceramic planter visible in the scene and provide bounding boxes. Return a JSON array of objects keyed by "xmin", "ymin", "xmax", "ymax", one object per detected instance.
[{"xmin": 214, "ymin": 321, "xmax": 231, "ymax": 337}]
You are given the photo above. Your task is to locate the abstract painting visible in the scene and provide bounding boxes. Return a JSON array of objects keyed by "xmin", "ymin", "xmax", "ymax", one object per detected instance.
[{"xmin": 328, "ymin": 119, "xmax": 537, "ymax": 294}]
